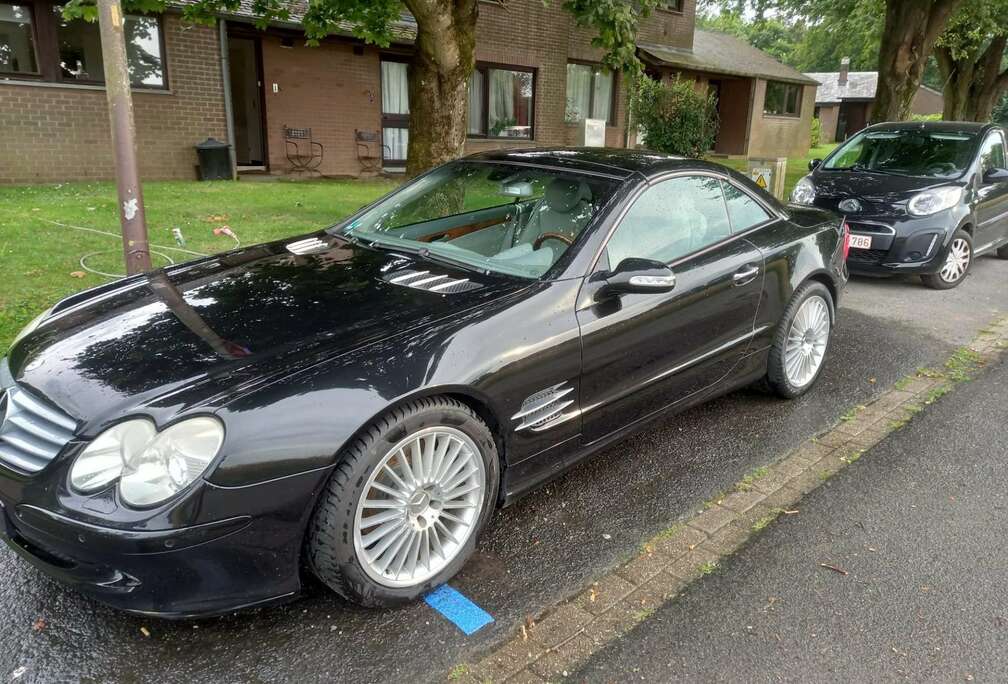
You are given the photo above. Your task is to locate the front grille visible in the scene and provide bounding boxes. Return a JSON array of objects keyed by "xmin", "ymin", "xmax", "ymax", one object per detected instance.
[
  {"xmin": 847, "ymin": 248, "xmax": 890, "ymax": 265},
  {"xmin": 0, "ymin": 386, "xmax": 77, "ymax": 474}
]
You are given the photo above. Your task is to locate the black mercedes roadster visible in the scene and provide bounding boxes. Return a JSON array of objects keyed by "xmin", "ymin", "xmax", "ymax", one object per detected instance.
[{"xmin": 0, "ymin": 149, "xmax": 847, "ymax": 617}]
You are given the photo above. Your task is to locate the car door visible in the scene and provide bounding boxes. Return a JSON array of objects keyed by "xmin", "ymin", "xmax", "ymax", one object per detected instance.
[
  {"xmin": 975, "ymin": 129, "xmax": 1008, "ymax": 247},
  {"xmin": 576, "ymin": 173, "xmax": 765, "ymax": 446}
]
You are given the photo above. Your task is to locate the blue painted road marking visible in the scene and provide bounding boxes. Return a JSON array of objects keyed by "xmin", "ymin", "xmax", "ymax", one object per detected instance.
[{"xmin": 424, "ymin": 585, "xmax": 494, "ymax": 635}]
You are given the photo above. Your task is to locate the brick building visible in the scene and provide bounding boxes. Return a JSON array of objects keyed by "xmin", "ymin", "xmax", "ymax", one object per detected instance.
[
  {"xmin": 0, "ymin": 0, "xmax": 816, "ymax": 183},
  {"xmin": 807, "ymin": 58, "xmax": 945, "ymax": 143}
]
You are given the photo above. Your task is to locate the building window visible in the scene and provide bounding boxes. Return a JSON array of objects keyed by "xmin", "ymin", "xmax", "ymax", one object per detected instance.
[
  {"xmin": 566, "ymin": 62, "xmax": 615, "ymax": 125},
  {"xmin": 0, "ymin": 3, "xmax": 38, "ymax": 74},
  {"xmin": 468, "ymin": 64, "xmax": 534, "ymax": 139},
  {"xmin": 764, "ymin": 81, "xmax": 801, "ymax": 117},
  {"xmin": 658, "ymin": 0, "xmax": 684, "ymax": 12},
  {"xmin": 0, "ymin": 2, "xmax": 165, "ymax": 88}
]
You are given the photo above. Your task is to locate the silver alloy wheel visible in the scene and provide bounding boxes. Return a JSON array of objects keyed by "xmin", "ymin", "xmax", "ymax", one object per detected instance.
[
  {"xmin": 939, "ymin": 238, "xmax": 971, "ymax": 283},
  {"xmin": 783, "ymin": 295, "xmax": 830, "ymax": 389},
  {"xmin": 353, "ymin": 426, "xmax": 486, "ymax": 588}
]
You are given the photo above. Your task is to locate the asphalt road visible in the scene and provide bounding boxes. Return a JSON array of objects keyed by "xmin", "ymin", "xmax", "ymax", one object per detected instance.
[
  {"xmin": 0, "ymin": 257, "xmax": 1004, "ymax": 684},
  {"xmin": 573, "ymin": 351, "xmax": 1008, "ymax": 682}
]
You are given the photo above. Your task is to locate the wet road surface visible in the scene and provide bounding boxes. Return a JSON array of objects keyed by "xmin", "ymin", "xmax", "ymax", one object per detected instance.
[
  {"xmin": 573, "ymin": 350, "xmax": 1008, "ymax": 682},
  {"xmin": 1, "ymin": 257, "xmax": 1004, "ymax": 683}
]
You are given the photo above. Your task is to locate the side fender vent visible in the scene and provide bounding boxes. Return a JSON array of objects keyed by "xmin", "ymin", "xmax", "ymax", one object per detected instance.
[
  {"xmin": 512, "ymin": 382, "xmax": 576, "ymax": 432},
  {"xmin": 384, "ymin": 269, "xmax": 481, "ymax": 294},
  {"xmin": 286, "ymin": 237, "xmax": 332, "ymax": 255}
]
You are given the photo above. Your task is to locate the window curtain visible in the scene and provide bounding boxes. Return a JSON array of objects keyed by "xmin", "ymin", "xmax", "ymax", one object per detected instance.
[
  {"xmin": 468, "ymin": 70, "xmax": 485, "ymax": 135},
  {"xmin": 488, "ymin": 69, "xmax": 515, "ymax": 132},
  {"xmin": 566, "ymin": 64, "xmax": 592, "ymax": 122},
  {"xmin": 383, "ymin": 128, "xmax": 408, "ymax": 163},
  {"xmin": 381, "ymin": 61, "xmax": 409, "ymax": 115},
  {"xmin": 591, "ymin": 70, "xmax": 613, "ymax": 121}
]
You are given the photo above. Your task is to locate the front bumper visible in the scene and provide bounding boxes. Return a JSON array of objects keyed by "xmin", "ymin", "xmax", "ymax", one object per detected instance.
[
  {"xmin": 844, "ymin": 217, "xmax": 954, "ymax": 276},
  {"xmin": 0, "ymin": 466, "xmax": 333, "ymax": 618}
]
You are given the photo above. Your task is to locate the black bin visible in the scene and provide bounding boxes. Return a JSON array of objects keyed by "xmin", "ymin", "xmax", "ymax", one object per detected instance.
[{"xmin": 195, "ymin": 137, "xmax": 232, "ymax": 180}]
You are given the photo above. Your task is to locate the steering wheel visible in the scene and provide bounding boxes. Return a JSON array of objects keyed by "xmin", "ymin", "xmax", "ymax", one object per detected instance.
[{"xmin": 532, "ymin": 232, "xmax": 574, "ymax": 250}]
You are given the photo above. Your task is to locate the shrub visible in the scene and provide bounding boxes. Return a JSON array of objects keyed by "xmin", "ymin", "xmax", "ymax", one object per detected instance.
[
  {"xmin": 994, "ymin": 95, "xmax": 1008, "ymax": 126},
  {"xmin": 810, "ymin": 117, "xmax": 822, "ymax": 148},
  {"xmin": 910, "ymin": 113, "xmax": 943, "ymax": 122},
  {"xmin": 630, "ymin": 75, "xmax": 719, "ymax": 158}
]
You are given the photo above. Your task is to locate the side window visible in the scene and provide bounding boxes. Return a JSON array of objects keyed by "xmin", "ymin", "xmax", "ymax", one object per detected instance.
[
  {"xmin": 607, "ymin": 175, "xmax": 732, "ymax": 267},
  {"xmin": 979, "ymin": 132, "xmax": 1007, "ymax": 172},
  {"xmin": 721, "ymin": 180, "xmax": 772, "ymax": 232}
]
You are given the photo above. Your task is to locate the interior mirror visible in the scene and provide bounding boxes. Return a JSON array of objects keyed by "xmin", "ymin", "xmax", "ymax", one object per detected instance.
[
  {"xmin": 600, "ymin": 258, "xmax": 676, "ymax": 296},
  {"xmin": 808, "ymin": 159, "xmax": 822, "ymax": 171},
  {"xmin": 982, "ymin": 167, "xmax": 1008, "ymax": 184},
  {"xmin": 500, "ymin": 181, "xmax": 534, "ymax": 198}
]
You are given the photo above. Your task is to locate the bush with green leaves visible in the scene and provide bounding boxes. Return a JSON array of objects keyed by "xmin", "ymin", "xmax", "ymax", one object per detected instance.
[
  {"xmin": 994, "ymin": 95, "xmax": 1008, "ymax": 126},
  {"xmin": 630, "ymin": 75, "xmax": 719, "ymax": 158},
  {"xmin": 910, "ymin": 113, "xmax": 943, "ymax": 122},
  {"xmin": 810, "ymin": 117, "xmax": 822, "ymax": 148}
]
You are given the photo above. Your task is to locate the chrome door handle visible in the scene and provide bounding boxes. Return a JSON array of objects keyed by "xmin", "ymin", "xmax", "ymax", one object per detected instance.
[{"xmin": 732, "ymin": 265, "xmax": 760, "ymax": 286}]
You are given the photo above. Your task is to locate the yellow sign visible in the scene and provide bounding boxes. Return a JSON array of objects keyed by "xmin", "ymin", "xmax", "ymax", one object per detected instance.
[{"xmin": 751, "ymin": 168, "xmax": 771, "ymax": 190}]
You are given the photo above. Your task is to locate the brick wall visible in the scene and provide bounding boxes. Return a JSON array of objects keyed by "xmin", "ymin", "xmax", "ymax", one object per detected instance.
[
  {"xmin": 911, "ymin": 87, "xmax": 944, "ymax": 117},
  {"xmin": 746, "ymin": 80, "xmax": 816, "ymax": 159},
  {"xmin": 0, "ymin": 14, "xmax": 228, "ymax": 184},
  {"xmin": 260, "ymin": 36, "xmax": 384, "ymax": 177}
]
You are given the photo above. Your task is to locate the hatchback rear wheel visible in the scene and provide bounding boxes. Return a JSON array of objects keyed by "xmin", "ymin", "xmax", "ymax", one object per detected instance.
[{"xmin": 307, "ymin": 397, "xmax": 499, "ymax": 607}]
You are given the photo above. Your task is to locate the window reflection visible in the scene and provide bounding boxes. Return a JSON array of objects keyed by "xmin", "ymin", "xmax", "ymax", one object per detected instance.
[
  {"xmin": 55, "ymin": 7, "xmax": 164, "ymax": 87},
  {"xmin": 0, "ymin": 3, "xmax": 37, "ymax": 74}
]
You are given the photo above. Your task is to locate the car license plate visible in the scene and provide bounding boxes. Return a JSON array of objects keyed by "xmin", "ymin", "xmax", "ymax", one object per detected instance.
[{"xmin": 849, "ymin": 234, "xmax": 872, "ymax": 250}]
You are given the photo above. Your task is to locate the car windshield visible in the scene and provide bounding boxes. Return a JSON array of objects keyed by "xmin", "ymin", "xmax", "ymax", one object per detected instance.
[
  {"xmin": 823, "ymin": 129, "xmax": 978, "ymax": 179},
  {"xmin": 340, "ymin": 162, "xmax": 620, "ymax": 279}
]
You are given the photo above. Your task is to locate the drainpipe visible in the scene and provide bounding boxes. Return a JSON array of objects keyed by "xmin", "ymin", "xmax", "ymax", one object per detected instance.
[{"xmin": 218, "ymin": 19, "xmax": 237, "ymax": 179}]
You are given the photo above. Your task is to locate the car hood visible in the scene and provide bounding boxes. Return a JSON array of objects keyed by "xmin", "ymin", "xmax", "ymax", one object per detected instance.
[
  {"xmin": 6, "ymin": 234, "xmax": 528, "ymax": 430},
  {"xmin": 812, "ymin": 170, "xmax": 963, "ymax": 216}
]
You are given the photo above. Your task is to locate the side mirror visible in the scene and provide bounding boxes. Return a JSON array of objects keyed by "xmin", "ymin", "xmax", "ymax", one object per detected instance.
[
  {"xmin": 600, "ymin": 258, "xmax": 676, "ymax": 297},
  {"xmin": 808, "ymin": 159, "xmax": 822, "ymax": 171},
  {"xmin": 982, "ymin": 167, "xmax": 1008, "ymax": 184}
]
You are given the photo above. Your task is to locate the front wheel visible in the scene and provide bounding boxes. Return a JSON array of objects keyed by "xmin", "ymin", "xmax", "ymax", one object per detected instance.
[
  {"xmin": 921, "ymin": 230, "xmax": 972, "ymax": 289},
  {"xmin": 767, "ymin": 282, "xmax": 834, "ymax": 399},
  {"xmin": 307, "ymin": 397, "xmax": 499, "ymax": 607}
]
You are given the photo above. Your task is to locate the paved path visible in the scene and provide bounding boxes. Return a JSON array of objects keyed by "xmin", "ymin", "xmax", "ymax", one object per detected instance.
[
  {"xmin": 574, "ymin": 354, "xmax": 1008, "ymax": 682},
  {"xmin": 0, "ymin": 257, "xmax": 1005, "ymax": 683}
]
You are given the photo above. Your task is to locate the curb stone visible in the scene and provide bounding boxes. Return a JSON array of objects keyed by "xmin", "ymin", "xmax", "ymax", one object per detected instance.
[{"xmin": 456, "ymin": 315, "xmax": 1008, "ymax": 683}]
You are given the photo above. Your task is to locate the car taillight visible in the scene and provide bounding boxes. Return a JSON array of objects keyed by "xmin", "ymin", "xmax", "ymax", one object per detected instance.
[{"xmin": 841, "ymin": 221, "xmax": 851, "ymax": 261}]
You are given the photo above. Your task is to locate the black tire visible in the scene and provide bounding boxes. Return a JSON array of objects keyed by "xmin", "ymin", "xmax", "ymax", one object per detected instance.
[
  {"xmin": 996, "ymin": 243, "xmax": 1008, "ymax": 260},
  {"xmin": 766, "ymin": 281, "xmax": 834, "ymax": 399},
  {"xmin": 921, "ymin": 230, "xmax": 973, "ymax": 290},
  {"xmin": 307, "ymin": 397, "xmax": 499, "ymax": 608}
]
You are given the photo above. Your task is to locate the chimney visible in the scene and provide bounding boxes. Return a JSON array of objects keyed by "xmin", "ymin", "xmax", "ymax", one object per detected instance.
[{"xmin": 839, "ymin": 57, "xmax": 850, "ymax": 87}]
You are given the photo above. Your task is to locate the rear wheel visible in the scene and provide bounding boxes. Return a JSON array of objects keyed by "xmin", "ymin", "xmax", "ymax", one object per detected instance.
[
  {"xmin": 921, "ymin": 230, "xmax": 972, "ymax": 289},
  {"xmin": 767, "ymin": 282, "xmax": 834, "ymax": 399},
  {"xmin": 307, "ymin": 397, "xmax": 499, "ymax": 607}
]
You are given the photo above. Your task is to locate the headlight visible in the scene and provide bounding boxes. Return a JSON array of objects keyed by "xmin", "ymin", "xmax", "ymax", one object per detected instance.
[
  {"xmin": 791, "ymin": 176, "xmax": 816, "ymax": 205},
  {"xmin": 70, "ymin": 416, "xmax": 224, "ymax": 508},
  {"xmin": 907, "ymin": 186, "xmax": 963, "ymax": 217},
  {"xmin": 70, "ymin": 419, "xmax": 156, "ymax": 493},
  {"xmin": 9, "ymin": 306, "xmax": 54, "ymax": 351},
  {"xmin": 119, "ymin": 417, "xmax": 224, "ymax": 507}
]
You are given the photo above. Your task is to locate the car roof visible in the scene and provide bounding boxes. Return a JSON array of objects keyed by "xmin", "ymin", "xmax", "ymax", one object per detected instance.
[
  {"xmin": 463, "ymin": 147, "xmax": 733, "ymax": 181},
  {"xmin": 864, "ymin": 121, "xmax": 998, "ymax": 136}
]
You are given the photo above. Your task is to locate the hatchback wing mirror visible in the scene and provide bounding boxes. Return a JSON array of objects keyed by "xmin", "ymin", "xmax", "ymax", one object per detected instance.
[
  {"xmin": 808, "ymin": 159, "xmax": 822, "ymax": 171},
  {"xmin": 600, "ymin": 258, "xmax": 676, "ymax": 296},
  {"xmin": 983, "ymin": 167, "xmax": 1008, "ymax": 184}
]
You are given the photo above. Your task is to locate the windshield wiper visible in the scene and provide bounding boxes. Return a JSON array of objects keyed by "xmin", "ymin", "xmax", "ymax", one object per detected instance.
[{"xmin": 365, "ymin": 237, "xmax": 487, "ymax": 275}]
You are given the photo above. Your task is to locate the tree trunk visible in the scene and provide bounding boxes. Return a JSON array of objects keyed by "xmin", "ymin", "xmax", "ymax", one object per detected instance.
[
  {"xmin": 936, "ymin": 38, "xmax": 1008, "ymax": 122},
  {"xmin": 873, "ymin": 0, "xmax": 963, "ymax": 122},
  {"xmin": 402, "ymin": 0, "xmax": 478, "ymax": 177}
]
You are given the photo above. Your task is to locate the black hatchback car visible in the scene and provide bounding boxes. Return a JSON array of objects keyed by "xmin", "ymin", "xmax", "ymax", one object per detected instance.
[
  {"xmin": 1, "ymin": 149, "xmax": 846, "ymax": 617},
  {"xmin": 792, "ymin": 122, "xmax": 1008, "ymax": 289}
]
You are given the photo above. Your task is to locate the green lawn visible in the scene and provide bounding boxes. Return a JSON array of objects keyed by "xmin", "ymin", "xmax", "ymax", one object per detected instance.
[
  {"xmin": 712, "ymin": 143, "xmax": 838, "ymax": 198},
  {"xmin": 0, "ymin": 144, "xmax": 839, "ymax": 352},
  {"xmin": 0, "ymin": 178, "xmax": 397, "ymax": 350}
]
